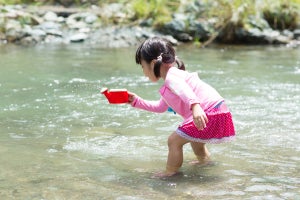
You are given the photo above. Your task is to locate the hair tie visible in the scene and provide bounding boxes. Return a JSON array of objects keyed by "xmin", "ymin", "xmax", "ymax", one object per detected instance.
[{"xmin": 157, "ymin": 53, "xmax": 163, "ymax": 61}]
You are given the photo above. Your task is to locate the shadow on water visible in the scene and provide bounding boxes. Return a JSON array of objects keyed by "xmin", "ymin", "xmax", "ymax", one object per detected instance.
[{"xmin": 89, "ymin": 162, "xmax": 225, "ymax": 199}]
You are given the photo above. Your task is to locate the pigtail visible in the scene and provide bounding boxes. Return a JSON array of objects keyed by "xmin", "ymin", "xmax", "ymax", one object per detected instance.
[
  {"xmin": 176, "ymin": 58, "xmax": 185, "ymax": 71},
  {"xmin": 161, "ymin": 53, "xmax": 174, "ymax": 64}
]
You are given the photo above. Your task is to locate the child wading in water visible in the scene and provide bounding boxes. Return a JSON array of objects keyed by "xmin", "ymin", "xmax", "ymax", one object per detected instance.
[{"xmin": 128, "ymin": 37, "xmax": 235, "ymax": 178}]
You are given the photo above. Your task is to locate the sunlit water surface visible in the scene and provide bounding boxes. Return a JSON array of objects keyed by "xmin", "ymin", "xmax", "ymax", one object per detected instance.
[{"xmin": 0, "ymin": 44, "xmax": 299, "ymax": 199}]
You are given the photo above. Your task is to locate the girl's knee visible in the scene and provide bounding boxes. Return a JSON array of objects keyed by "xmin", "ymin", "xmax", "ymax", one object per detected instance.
[{"xmin": 167, "ymin": 132, "xmax": 187, "ymax": 148}]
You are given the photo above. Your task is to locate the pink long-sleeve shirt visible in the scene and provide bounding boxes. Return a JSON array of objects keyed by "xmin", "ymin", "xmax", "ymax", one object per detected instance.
[{"xmin": 132, "ymin": 67, "xmax": 224, "ymax": 124}]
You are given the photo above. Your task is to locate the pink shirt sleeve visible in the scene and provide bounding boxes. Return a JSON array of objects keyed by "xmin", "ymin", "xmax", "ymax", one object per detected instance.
[{"xmin": 131, "ymin": 96, "xmax": 169, "ymax": 113}]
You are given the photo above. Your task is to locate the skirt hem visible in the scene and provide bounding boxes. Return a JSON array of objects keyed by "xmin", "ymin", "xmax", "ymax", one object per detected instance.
[{"xmin": 176, "ymin": 129, "xmax": 235, "ymax": 144}]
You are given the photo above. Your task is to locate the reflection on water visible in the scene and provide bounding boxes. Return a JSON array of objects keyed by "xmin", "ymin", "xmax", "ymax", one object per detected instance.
[{"xmin": 0, "ymin": 44, "xmax": 299, "ymax": 199}]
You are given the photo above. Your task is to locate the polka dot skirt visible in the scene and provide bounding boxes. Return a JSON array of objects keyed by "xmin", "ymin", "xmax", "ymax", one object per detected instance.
[{"xmin": 176, "ymin": 102, "xmax": 235, "ymax": 144}]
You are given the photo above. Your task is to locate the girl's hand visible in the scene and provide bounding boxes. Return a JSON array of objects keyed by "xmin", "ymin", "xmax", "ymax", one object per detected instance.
[
  {"xmin": 192, "ymin": 104, "xmax": 208, "ymax": 130},
  {"xmin": 127, "ymin": 91, "xmax": 137, "ymax": 104}
]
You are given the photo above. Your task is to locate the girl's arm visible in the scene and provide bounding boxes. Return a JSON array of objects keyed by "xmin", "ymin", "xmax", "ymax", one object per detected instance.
[
  {"xmin": 166, "ymin": 71, "xmax": 208, "ymax": 130},
  {"xmin": 128, "ymin": 92, "xmax": 168, "ymax": 113}
]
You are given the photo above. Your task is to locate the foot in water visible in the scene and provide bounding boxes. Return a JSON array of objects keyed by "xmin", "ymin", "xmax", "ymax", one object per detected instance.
[
  {"xmin": 151, "ymin": 171, "xmax": 182, "ymax": 179},
  {"xmin": 189, "ymin": 155, "xmax": 214, "ymax": 166}
]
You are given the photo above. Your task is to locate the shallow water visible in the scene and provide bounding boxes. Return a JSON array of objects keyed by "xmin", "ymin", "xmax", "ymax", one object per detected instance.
[{"xmin": 0, "ymin": 43, "xmax": 299, "ymax": 199}]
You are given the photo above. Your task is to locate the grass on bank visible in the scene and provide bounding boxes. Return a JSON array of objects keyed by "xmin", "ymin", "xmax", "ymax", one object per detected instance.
[
  {"xmin": 1, "ymin": 0, "xmax": 299, "ymax": 44},
  {"xmin": 200, "ymin": 0, "xmax": 299, "ymax": 43},
  {"xmin": 0, "ymin": 0, "xmax": 299, "ymax": 28},
  {"xmin": 131, "ymin": 0, "xmax": 179, "ymax": 26}
]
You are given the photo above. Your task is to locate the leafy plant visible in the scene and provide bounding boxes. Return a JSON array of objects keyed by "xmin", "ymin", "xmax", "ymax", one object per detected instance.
[
  {"xmin": 131, "ymin": 0, "xmax": 179, "ymax": 26},
  {"xmin": 263, "ymin": 0, "xmax": 300, "ymax": 30}
]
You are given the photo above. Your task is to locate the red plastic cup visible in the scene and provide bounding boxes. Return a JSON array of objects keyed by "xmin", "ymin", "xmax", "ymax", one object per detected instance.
[{"xmin": 101, "ymin": 88, "xmax": 129, "ymax": 104}]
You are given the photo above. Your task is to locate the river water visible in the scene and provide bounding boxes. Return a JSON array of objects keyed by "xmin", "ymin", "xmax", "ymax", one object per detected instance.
[{"xmin": 0, "ymin": 43, "xmax": 299, "ymax": 199}]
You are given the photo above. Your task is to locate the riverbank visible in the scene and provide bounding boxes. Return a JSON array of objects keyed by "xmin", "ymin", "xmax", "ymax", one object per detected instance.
[{"xmin": 1, "ymin": 2, "xmax": 300, "ymax": 48}]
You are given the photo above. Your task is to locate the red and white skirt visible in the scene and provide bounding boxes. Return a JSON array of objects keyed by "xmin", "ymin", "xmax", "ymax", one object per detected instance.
[{"xmin": 176, "ymin": 101, "xmax": 235, "ymax": 144}]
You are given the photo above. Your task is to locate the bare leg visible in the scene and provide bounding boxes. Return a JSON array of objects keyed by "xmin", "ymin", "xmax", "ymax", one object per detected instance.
[
  {"xmin": 154, "ymin": 132, "xmax": 189, "ymax": 178},
  {"xmin": 190, "ymin": 142, "xmax": 211, "ymax": 165}
]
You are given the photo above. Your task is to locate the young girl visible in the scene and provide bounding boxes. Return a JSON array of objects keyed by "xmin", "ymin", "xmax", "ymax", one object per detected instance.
[{"xmin": 128, "ymin": 37, "xmax": 235, "ymax": 177}]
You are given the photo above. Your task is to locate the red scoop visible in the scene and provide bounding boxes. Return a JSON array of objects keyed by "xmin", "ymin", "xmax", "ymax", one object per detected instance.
[{"xmin": 101, "ymin": 88, "xmax": 129, "ymax": 104}]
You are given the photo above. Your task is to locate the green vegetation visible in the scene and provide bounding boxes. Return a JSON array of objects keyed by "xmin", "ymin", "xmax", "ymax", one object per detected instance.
[
  {"xmin": 0, "ymin": 0, "xmax": 299, "ymax": 32},
  {"xmin": 0, "ymin": 0, "xmax": 38, "ymax": 4},
  {"xmin": 195, "ymin": 0, "xmax": 299, "ymax": 43},
  {"xmin": 263, "ymin": 0, "xmax": 300, "ymax": 30},
  {"xmin": 0, "ymin": 0, "xmax": 300, "ymax": 30},
  {"xmin": 201, "ymin": 0, "xmax": 299, "ymax": 29},
  {"xmin": 131, "ymin": 0, "xmax": 179, "ymax": 26}
]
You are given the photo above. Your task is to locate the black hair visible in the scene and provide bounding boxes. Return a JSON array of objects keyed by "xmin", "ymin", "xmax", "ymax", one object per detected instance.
[{"xmin": 135, "ymin": 37, "xmax": 185, "ymax": 78}]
